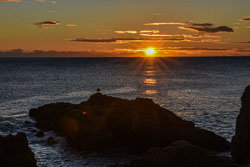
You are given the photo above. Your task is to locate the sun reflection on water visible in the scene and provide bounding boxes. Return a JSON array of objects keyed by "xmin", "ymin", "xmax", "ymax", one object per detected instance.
[
  {"xmin": 144, "ymin": 70, "xmax": 155, "ymax": 76},
  {"xmin": 144, "ymin": 78, "xmax": 156, "ymax": 85},
  {"xmin": 142, "ymin": 58, "xmax": 159, "ymax": 97},
  {"xmin": 126, "ymin": 57, "xmax": 180, "ymax": 98},
  {"xmin": 143, "ymin": 90, "xmax": 158, "ymax": 95}
]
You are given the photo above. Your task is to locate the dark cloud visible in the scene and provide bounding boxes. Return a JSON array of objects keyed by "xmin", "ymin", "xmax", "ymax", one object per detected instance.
[
  {"xmin": 35, "ymin": 21, "xmax": 60, "ymax": 28},
  {"xmin": 240, "ymin": 18, "xmax": 250, "ymax": 22},
  {"xmin": 180, "ymin": 26, "xmax": 234, "ymax": 33},
  {"xmin": 235, "ymin": 41, "xmax": 250, "ymax": 43},
  {"xmin": 145, "ymin": 21, "xmax": 233, "ymax": 33},
  {"xmin": 71, "ymin": 37, "xmax": 184, "ymax": 43},
  {"xmin": 192, "ymin": 23, "xmax": 213, "ymax": 27}
]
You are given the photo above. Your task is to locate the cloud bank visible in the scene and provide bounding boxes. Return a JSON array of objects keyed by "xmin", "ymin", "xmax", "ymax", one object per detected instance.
[{"xmin": 145, "ymin": 21, "xmax": 234, "ymax": 33}]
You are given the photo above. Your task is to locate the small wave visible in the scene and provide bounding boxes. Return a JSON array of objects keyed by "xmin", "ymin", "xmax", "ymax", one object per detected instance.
[
  {"xmin": 1, "ymin": 113, "xmax": 28, "ymax": 118},
  {"xmin": 104, "ymin": 87, "xmax": 137, "ymax": 95}
]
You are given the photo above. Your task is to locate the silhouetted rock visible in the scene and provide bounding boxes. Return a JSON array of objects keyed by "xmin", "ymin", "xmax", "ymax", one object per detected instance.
[
  {"xmin": 24, "ymin": 120, "xmax": 31, "ymax": 124},
  {"xmin": 29, "ymin": 102, "xmax": 76, "ymax": 131},
  {"xmin": 0, "ymin": 132, "xmax": 37, "ymax": 167},
  {"xmin": 47, "ymin": 137, "xmax": 58, "ymax": 145},
  {"xmin": 110, "ymin": 140, "xmax": 239, "ymax": 167},
  {"xmin": 36, "ymin": 131, "xmax": 44, "ymax": 137},
  {"xmin": 29, "ymin": 93, "xmax": 229, "ymax": 153},
  {"xmin": 231, "ymin": 85, "xmax": 250, "ymax": 164}
]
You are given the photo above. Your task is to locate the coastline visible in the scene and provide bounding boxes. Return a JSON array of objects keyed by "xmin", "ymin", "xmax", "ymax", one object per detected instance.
[{"xmin": 1, "ymin": 85, "xmax": 250, "ymax": 166}]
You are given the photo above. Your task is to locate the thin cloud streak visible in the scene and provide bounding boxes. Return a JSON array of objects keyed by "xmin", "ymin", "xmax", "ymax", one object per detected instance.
[
  {"xmin": 36, "ymin": 0, "xmax": 56, "ymax": 4},
  {"xmin": 0, "ymin": 49, "xmax": 128, "ymax": 57},
  {"xmin": 140, "ymin": 34, "xmax": 182, "ymax": 37},
  {"xmin": 145, "ymin": 22, "xmax": 188, "ymax": 26},
  {"xmin": 66, "ymin": 24, "xmax": 77, "ymax": 27},
  {"xmin": 70, "ymin": 37, "xmax": 184, "ymax": 43},
  {"xmin": 235, "ymin": 41, "xmax": 250, "ymax": 44},
  {"xmin": 0, "ymin": 0, "xmax": 21, "ymax": 2},
  {"xmin": 115, "ymin": 31, "xmax": 138, "ymax": 34},
  {"xmin": 139, "ymin": 30, "xmax": 159, "ymax": 34},
  {"xmin": 35, "ymin": 21, "xmax": 60, "ymax": 29},
  {"xmin": 192, "ymin": 23, "xmax": 213, "ymax": 26},
  {"xmin": 183, "ymin": 34, "xmax": 220, "ymax": 38}
]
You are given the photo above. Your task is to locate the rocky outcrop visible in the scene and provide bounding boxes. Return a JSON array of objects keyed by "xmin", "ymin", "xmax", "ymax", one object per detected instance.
[
  {"xmin": 0, "ymin": 132, "xmax": 37, "ymax": 167},
  {"xmin": 231, "ymin": 85, "xmax": 250, "ymax": 164},
  {"xmin": 110, "ymin": 140, "xmax": 239, "ymax": 167},
  {"xmin": 29, "ymin": 93, "xmax": 229, "ymax": 153}
]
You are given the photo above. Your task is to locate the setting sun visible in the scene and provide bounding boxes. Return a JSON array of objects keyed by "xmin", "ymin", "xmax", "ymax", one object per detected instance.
[{"xmin": 145, "ymin": 48, "xmax": 156, "ymax": 57}]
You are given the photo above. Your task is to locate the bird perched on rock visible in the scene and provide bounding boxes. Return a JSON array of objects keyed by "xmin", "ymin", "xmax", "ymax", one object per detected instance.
[{"xmin": 96, "ymin": 88, "xmax": 101, "ymax": 93}]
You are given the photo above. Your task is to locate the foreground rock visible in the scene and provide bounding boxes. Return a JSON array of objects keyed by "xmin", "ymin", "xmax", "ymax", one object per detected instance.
[
  {"xmin": 111, "ymin": 140, "xmax": 239, "ymax": 167},
  {"xmin": 0, "ymin": 132, "xmax": 37, "ymax": 167},
  {"xmin": 29, "ymin": 93, "xmax": 229, "ymax": 153},
  {"xmin": 231, "ymin": 85, "xmax": 250, "ymax": 164}
]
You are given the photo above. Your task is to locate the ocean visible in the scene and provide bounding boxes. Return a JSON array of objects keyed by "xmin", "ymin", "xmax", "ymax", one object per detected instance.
[{"xmin": 0, "ymin": 57, "xmax": 250, "ymax": 166}]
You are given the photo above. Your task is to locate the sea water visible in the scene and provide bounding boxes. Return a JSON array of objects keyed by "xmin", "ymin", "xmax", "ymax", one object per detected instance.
[{"xmin": 1, "ymin": 57, "xmax": 250, "ymax": 166}]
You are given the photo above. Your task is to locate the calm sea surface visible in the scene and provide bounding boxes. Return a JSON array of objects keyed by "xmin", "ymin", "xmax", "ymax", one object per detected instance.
[{"xmin": 0, "ymin": 57, "xmax": 250, "ymax": 166}]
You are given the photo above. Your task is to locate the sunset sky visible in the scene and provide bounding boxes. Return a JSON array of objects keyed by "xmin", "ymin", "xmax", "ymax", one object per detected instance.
[{"xmin": 0, "ymin": 0, "xmax": 250, "ymax": 57}]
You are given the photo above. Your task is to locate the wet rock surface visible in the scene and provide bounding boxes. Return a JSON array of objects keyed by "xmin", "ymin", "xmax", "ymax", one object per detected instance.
[
  {"xmin": 29, "ymin": 93, "xmax": 229, "ymax": 153},
  {"xmin": 0, "ymin": 132, "xmax": 37, "ymax": 167},
  {"xmin": 231, "ymin": 85, "xmax": 250, "ymax": 164},
  {"xmin": 110, "ymin": 140, "xmax": 239, "ymax": 167}
]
